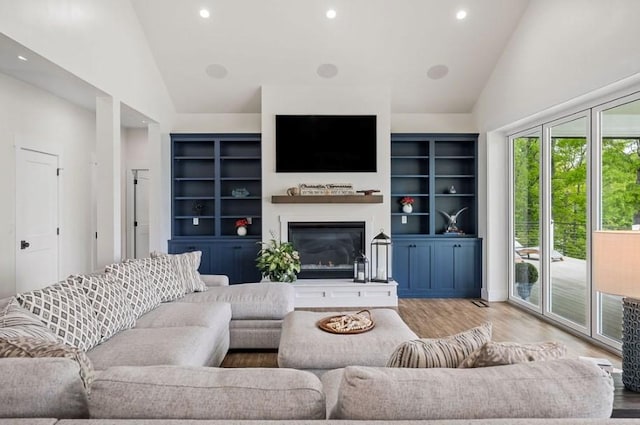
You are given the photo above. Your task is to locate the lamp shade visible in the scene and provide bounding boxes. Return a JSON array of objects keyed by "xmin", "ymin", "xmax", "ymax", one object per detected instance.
[{"xmin": 592, "ymin": 231, "xmax": 640, "ymax": 299}]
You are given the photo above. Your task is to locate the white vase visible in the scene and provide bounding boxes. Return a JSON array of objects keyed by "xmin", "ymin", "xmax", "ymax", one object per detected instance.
[
  {"xmin": 402, "ymin": 204, "xmax": 413, "ymax": 213},
  {"xmin": 236, "ymin": 226, "xmax": 247, "ymax": 236}
]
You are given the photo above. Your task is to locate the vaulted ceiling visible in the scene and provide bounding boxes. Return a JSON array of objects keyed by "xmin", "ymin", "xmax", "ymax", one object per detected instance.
[{"xmin": 130, "ymin": 0, "xmax": 530, "ymax": 114}]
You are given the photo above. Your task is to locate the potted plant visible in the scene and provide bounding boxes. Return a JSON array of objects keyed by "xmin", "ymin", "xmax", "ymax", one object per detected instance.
[
  {"xmin": 400, "ymin": 196, "xmax": 414, "ymax": 213},
  {"xmin": 515, "ymin": 262, "xmax": 539, "ymax": 301},
  {"xmin": 256, "ymin": 232, "xmax": 301, "ymax": 282}
]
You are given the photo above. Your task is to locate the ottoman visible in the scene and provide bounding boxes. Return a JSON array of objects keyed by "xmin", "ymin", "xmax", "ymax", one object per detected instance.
[{"xmin": 277, "ymin": 309, "xmax": 418, "ymax": 376}]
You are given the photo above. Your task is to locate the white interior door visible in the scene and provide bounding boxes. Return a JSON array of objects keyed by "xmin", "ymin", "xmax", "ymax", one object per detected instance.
[
  {"xmin": 134, "ymin": 169, "xmax": 150, "ymax": 259},
  {"xmin": 16, "ymin": 148, "xmax": 59, "ymax": 293}
]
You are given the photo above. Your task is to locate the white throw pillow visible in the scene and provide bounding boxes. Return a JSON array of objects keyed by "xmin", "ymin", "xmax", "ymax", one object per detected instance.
[{"xmin": 105, "ymin": 261, "xmax": 161, "ymax": 318}]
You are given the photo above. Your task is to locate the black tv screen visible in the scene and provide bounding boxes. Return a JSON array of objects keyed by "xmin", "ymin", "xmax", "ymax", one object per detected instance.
[{"xmin": 275, "ymin": 115, "xmax": 377, "ymax": 172}]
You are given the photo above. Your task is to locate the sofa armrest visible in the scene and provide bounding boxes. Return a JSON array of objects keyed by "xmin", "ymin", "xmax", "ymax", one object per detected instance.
[
  {"xmin": 200, "ymin": 274, "xmax": 229, "ymax": 287},
  {"xmin": 0, "ymin": 358, "xmax": 89, "ymax": 418}
]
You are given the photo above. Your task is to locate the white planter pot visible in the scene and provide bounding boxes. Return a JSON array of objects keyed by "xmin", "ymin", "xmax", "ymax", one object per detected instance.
[
  {"xmin": 237, "ymin": 226, "xmax": 247, "ymax": 236},
  {"xmin": 402, "ymin": 204, "xmax": 413, "ymax": 213}
]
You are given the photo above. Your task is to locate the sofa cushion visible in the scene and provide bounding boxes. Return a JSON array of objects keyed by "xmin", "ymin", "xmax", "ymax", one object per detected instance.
[
  {"xmin": 0, "ymin": 297, "xmax": 58, "ymax": 342},
  {"xmin": 16, "ymin": 279, "xmax": 101, "ymax": 351},
  {"xmin": 386, "ymin": 322, "xmax": 492, "ymax": 368},
  {"xmin": 129, "ymin": 256, "xmax": 184, "ymax": 302},
  {"xmin": 329, "ymin": 359, "xmax": 613, "ymax": 420},
  {"xmin": 105, "ymin": 261, "xmax": 161, "ymax": 318},
  {"xmin": 0, "ymin": 337, "xmax": 94, "ymax": 390},
  {"xmin": 75, "ymin": 273, "xmax": 136, "ymax": 343},
  {"xmin": 181, "ymin": 282, "xmax": 294, "ymax": 320},
  {"xmin": 459, "ymin": 341, "xmax": 568, "ymax": 368},
  {"xmin": 89, "ymin": 366, "xmax": 325, "ymax": 420},
  {"xmin": 87, "ymin": 326, "xmax": 228, "ymax": 370},
  {"xmin": 151, "ymin": 251, "xmax": 207, "ymax": 293},
  {"xmin": 135, "ymin": 302, "xmax": 231, "ymax": 329},
  {"xmin": 0, "ymin": 357, "xmax": 89, "ymax": 419}
]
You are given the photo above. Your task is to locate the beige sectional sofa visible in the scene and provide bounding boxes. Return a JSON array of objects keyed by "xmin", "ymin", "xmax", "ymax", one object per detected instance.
[{"xmin": 0, "ymin": 252, "xmax": 626, "ymax": 423}]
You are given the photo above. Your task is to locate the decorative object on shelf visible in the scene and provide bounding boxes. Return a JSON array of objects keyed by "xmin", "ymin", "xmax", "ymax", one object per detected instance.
[
  {"xmin": 231, "ymin": 188, "xmax": 250, "ymax": 198},
  {"xmin": 514, "ymin": 262, "xmax": 539, "ymax": 301},
  {"xmin": 353, "ymin": 251, "xmax": 369, "ymax": 283},
  {"xmin": 440, "ymin": 207, "xmax": 468, "ymax": 234},
  {"xmin": 192, "ymin": 201, "xmax": 205, "ymax": 216},
  {"xmin": 235, "ymin": 218, "xmax": 249, "ymax": 236},
  {"xmin": 370, "ymin": 229, "xmax": 391, "ymax": 283},
  {"xmin": 316, "ymin": 310, "xmax": 375, "ymax": 334},
  {"xmin": 448, "ymin": 185, "xmax": 457, "ymax": 194},
  {"xmin": 286, "ymin": 186, "xmax": 300, "ymax": 196},
  {"xmin": 299, "ymin": 183, "xmax": 356, "ymax": 195},
  {"xmin": 400, "ymin": 196, "xmax": 414, "ymax": 213},
  {"xmin": 356, "ymin": 189, "xmax": 381, "ymax": 196},
  {"xmin": 256, "ymin": 231, "xmax": 301, "ymax": 283},
  {"xmin": 593, "ymin": 231, "xmax": 640, "ymax": 391}
]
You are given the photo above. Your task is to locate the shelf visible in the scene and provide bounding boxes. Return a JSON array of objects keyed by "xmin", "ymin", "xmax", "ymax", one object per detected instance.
[{"xmin": 271, "ymin": 195, "xmax": 383, "ymax": 204}]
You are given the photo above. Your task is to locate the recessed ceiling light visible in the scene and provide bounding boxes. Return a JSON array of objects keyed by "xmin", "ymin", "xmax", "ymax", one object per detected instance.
[
  {"xmin": 456, "ymin": 9, "xmax": 467, "ymax": 20},
  {"xmin": 427, "ymin": 64, "xmax": 449, "ymax": 80},
  {"xmin": 205, "ymin": 63, "xmax": 228, "ymax": 79},
  {"xmin": 326, "ymin": 9, "xmax": 337, "ymax": 19},
  {"xmin": 199, "ymin": 9, "xmax": 210, "ymax": 18},
  {"xmin": 17, "ymin": 55, "xmax": 27, "ymax": 61},
  {"xmin": 317, "ymin": 63, "xmax": 338, "ymax": 79}
]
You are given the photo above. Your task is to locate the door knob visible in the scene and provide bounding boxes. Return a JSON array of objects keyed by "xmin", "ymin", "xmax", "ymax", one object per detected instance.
[{"xmin": 20, "ymin": 240, "xmax": 30, "ymax": 250}]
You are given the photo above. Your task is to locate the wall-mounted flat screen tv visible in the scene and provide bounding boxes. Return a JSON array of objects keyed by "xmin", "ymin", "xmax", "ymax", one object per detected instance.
[{"xmin": 275, "ymin": 115, "xmax": 377, "ymax": 172}]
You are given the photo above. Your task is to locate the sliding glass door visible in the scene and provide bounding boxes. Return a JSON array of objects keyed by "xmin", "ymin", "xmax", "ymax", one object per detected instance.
[
  {"xmin": 594, "ymin": 95, "xmax": 640, "ymax": 347},
  {"xmin": 547, "ymin": 115, "xmax": 589, "ymax": 330},
  {"xmin": 510, "ymin": 91, "xmax": 640, "ymax": 350},
  {"xmin": 511, "ymin": 128, "xmax": 542, "ymax": 310}
]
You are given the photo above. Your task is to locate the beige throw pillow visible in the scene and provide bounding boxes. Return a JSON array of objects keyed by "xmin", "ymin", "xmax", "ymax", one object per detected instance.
[
  {"xmin": 0, "ymin": 337, "xmax": 94, "ymax": 390},
  {"xmin": 0, "ymin": 297, "xmax": 58, "ymax": 342},
  {"xmin": 458, "ymin": 340, "xmax": 568, "ymax": 368},
  {"xmin": 387, "ymin": 322, "xmax": 492, "ymax": 368}
]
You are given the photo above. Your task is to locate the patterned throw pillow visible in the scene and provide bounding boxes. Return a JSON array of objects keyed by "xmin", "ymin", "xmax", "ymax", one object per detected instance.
[
  {"xmin": 105, "ymin": 261, "xmax": 161, "ymax": 318},
  {"xmin": 74, "ymin": 273, "xmax": 136, "ymax": 342},
  {"xmin": 128, "ymin": 256, "xmax": 184, "ymax": 302},
  {"xmin": 16, "ymin": 279, "xmax": 102, "ymax": 351},
  {"xmin": 458, "ymin": 341, "xmax": 568, "ymax": 368},
  {"xmin": 0, "ymin": 297, "xmax": 58, "ymax": 342},
  {"xmin": 151, "ymin": 251, "xmax": 207, "ymax": 293},
  {"xmin": 0, "ymin": 337, "xmax": 94, "ymax": 390},
  {"xmin": 387, "ymin": 322, "xmax": 492, "ymax": 368}
]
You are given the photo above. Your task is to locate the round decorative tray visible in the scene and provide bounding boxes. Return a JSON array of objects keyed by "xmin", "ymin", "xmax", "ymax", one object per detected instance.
[{"xmin": 316, "ymin": 310, "xmax": 375, "ymax": 334}]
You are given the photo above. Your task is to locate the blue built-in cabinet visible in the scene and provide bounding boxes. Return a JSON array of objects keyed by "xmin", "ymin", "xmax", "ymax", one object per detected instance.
[
  {"xmin": 168, "ymin": 133, "xmax": 262, "ymax": 284},
  {"xmin": 391, "ymin": 133, "xmax": 482, "ymax": 298}
]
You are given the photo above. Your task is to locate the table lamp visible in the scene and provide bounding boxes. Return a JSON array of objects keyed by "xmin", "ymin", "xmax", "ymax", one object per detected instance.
[{"xmin": 593, "ymin": 230, "xmax": 640, "ymax": 391}]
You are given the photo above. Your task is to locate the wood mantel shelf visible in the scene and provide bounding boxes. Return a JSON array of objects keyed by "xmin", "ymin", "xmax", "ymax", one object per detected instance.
[{"xmin": 271, "ymin": 195, "xmax": 383, "ymax": 204}]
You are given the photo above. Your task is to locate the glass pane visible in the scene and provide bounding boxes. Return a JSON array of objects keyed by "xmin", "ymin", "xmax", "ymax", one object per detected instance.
[
  {"xmin": 549, "ymin": 117, "xmax": 588, "ymax": 327},
  {"xmin": 598, "ymin": 98, "xmax": 640, "ymax": 341},
  {"xmin": 512, "ymin": 130, "xmax": 541, "ymax": 307}
]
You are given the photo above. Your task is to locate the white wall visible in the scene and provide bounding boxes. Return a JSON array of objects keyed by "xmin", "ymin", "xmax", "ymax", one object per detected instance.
[
  {"xmin": 0, "ymin": 0, "xmax": 176, "ymax": 256},
  {"xmin": 261, "ymin": 85, "xmax": 391, "ymax": 257},
  {"xmin": 473, "ymin": 0, "xmax": 640, "ymax": 301},
  {"xmin": 0, "ymin": 72, "xmax": 95, "ymax": 297},
  {"xmin": 391, "ymin": 113, "xmax": 476, "ymax": 134}
]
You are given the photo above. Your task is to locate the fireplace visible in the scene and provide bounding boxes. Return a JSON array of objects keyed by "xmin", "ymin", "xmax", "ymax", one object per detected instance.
[{"xmin": 288, "ymin": 221, "xmax": 365, "ymax": 279}]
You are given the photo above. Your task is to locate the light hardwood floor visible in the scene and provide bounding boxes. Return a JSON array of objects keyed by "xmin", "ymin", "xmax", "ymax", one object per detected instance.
[{"xmin": 221, "ymin": 298, "xmax": 622, "ymax": 369}]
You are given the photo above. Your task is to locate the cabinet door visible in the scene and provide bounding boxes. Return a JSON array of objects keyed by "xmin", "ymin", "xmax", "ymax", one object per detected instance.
[
  {"xmin": 214, "ymin": 239, "xmax": 261, "ymax": 284},
  {"xmin": 167, "ymin": 241, "xmax": 212, "ymax": 274},
  {"xmin": 433, "ymin": 239, "xmax": 481, "ymax": 297},
  {"xmin": 393, "ymin": 239, "xmax": 433, "ymax": 298}
]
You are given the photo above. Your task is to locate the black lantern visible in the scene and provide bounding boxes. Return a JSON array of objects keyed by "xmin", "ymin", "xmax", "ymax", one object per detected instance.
[
  {"xmin": 353, "ymin": 251, "xmax": 369, "ymax": 283},
  {"xmin": 370, "ymin": 229, "xmax": 391, "ymax": 283}
]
